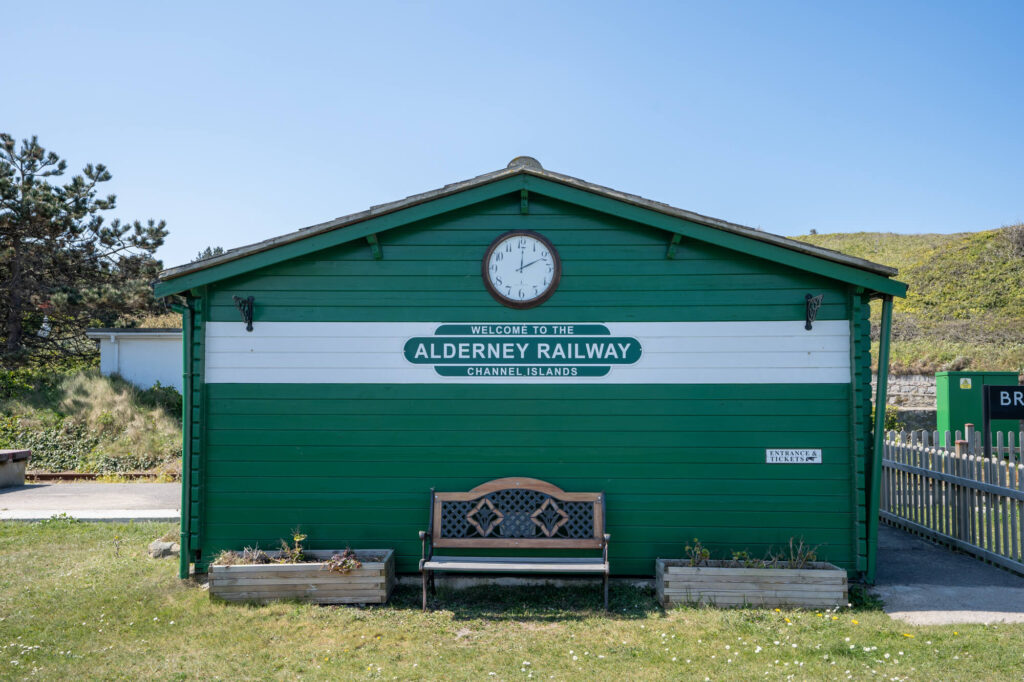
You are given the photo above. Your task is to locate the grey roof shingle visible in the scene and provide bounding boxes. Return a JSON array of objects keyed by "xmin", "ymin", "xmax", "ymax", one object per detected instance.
[{"xmin": 159, "ymin": 157, "xmax": 897, "ymax": 282}]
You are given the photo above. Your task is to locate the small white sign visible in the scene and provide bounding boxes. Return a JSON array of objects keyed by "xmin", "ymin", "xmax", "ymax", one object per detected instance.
[
  {"xmin": 960, "ymin": 378, "xmax": 972, "ymax": 390},
  {"xmin": 766, "ymin": 448, "xmax": 822, "ymax": 464}
]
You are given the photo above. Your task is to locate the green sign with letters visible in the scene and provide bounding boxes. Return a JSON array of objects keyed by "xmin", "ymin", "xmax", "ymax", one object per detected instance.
[{"xmin": 403, "ymin": 323, "xmax": 642, "ymax": 377}]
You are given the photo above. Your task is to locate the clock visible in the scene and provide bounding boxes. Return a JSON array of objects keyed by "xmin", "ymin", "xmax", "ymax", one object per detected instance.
[{"xmin": 482, "ymin": 231, "xmax": 561, "ymax": 308}]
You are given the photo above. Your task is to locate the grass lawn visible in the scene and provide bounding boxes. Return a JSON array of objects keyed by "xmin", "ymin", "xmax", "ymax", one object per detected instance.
[{"xmin": 2, "ymin": 521, "xmax": 1024, "ymax": 680}]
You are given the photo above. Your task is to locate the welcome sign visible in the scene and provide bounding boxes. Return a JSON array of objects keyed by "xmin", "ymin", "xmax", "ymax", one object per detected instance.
[
  {"xmin": 203, "ymin": 320, "xmax": 852, "ymax": 384},
  {"xmin": 403, "ymin": 324, "xmax": 642, "ymax": 377}
]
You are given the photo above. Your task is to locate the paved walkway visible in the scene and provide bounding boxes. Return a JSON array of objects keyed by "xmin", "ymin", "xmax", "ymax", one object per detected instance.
[
  {"xmin": 0, "ymin": 482, "xmax": 179, "ymax": 522},
  {"xmin": 874, "ymin": 523, "xmax": 1024, "ymax": 624}
]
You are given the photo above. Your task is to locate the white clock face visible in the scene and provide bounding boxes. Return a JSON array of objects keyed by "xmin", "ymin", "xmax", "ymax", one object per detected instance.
[{"xmin": 484, "ymin": 232, "xmax": 560, "ymax": 307}]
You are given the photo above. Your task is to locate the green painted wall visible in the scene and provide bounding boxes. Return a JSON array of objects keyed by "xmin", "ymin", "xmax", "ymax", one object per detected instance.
[
  {"xmin": 181, "ymin": 293, "xmax": 206, "ymax": 560},
  {"xmin": 190, "ymin": 191, "xmax": 867, "ymax": 576},
  {"xmin": 850, "ymin": 292, "xmax": 874, "ymax": 573}
]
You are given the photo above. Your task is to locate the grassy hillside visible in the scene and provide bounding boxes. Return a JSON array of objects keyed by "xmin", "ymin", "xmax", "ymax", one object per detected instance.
[
  {"xmin": 797, "ymin": 226, "xmax": 1024, "ymax": 374},
  {"xmin": 0, "ymin": 368, "xmax": 181, "ymax": 474}
]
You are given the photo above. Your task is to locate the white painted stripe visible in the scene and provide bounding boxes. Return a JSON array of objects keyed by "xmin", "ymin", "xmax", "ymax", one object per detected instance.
[
  {"xmin": 206, "ymin": 351, "xmax": 852, "ymax": 370},
  {"xmin": 206, "ymin": 334, "xmax": 850, "ymax": 355},
  {"xmin": 205, "ymin": 321, "xmax": 851, "ymax": 384}
]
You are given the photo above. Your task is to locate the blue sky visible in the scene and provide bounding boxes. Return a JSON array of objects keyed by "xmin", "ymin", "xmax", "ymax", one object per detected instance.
[{"xmin": 4, "ymin": 1, "xmax": 1023, "ymax": 268}]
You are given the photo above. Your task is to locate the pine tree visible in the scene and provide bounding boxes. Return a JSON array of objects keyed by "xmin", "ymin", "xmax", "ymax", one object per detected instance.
[
  {"xmin": 0, "ymin": 134, "xmax": 168, "ymax": 366},
  {"xmin": 193, "ymin": 245, "xmax": 225, "ymax": 262}
]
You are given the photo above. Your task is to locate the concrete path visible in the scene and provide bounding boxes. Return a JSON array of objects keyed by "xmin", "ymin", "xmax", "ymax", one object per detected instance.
[
  {"xmin": 874, "ymin": 523, "xmax": 1024, "ymax": 625},
  {"xmin": 0, "ymin": 482, "xmax": 179, "ymax": 522}
]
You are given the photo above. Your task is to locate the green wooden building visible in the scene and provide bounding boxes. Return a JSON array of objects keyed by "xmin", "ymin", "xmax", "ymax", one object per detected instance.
[{"xmin": 155, "ymin": 157, "xmax": 906, "ymax": 582}]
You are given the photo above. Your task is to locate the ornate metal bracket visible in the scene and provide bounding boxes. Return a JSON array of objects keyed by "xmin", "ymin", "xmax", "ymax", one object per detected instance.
[
  {"xmin": 233, "ymin": 295, "xmax": 255, "ymax": 332},
  {"xmin": 805, "ymin": 293, "xmax": 824, "ymax": 331}
]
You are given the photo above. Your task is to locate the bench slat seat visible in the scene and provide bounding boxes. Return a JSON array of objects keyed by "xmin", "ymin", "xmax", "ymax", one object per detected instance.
[
  {"xmin": 424, "ymin": 556, "xmax": 608, "ymax": 573},
  {"xmin": 419, "ymin": 477, "xmax": 609, "ymax": 610}
]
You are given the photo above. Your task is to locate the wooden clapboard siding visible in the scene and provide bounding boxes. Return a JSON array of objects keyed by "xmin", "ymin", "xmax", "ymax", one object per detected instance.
[
  {"xmin": 207, "ymin": 194, "xmax": 849, "ymax": 324},
  {"xmin": 199, "ymin": 383, "xmax": 855, "ymax": 575},
  {"xmin": 850, "ymin": 293, "xmax": 873, "ymax": 572},
  {"xmin": 190, "ymin": 190, "xmax": 864, "ymax": 576},
  {"xmin": 185, "ymin": 294, "xmax": 206, "ymax": 556}
]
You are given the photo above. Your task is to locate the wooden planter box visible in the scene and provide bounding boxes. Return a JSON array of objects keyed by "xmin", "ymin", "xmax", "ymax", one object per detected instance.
[
  {"xmin": 209, "ymin": 549, "xmax": 395, "ymax": 604},
  {"xmin": 656, "ymin": 559, "xmax": 848, "ymax": 609}
]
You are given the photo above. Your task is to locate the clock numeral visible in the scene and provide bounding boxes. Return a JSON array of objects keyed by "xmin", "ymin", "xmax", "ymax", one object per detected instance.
[
  {"xmin": 518, "ymin": 289, "xmax": 524, "ymax": 298},
  {"xmin": 541, "ymin": 250, "xmax": 548, "ymax": 257},
  {"xmin": 505, "ymin": 242, "xmax": 512, "ymax": 252},
  {"xmin": 495, "ymin": 252, "xmax": 503, "ymax": 262},
  {"xmin": 505, "ymin": 286, "xmax": 512, "ymax": 295},
  {"xmin": 495, "ymin": 277, "xmax": 502, "ymax": 285},
  {"xmin": 489, "ymin": 264, "xmax": 497, "ymax": 272}
]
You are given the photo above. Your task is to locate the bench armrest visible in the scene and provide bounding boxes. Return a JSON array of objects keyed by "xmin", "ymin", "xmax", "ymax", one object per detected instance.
[{"xmin": 419, "ymin": 530, "xmax": 432, "ymax": 566}]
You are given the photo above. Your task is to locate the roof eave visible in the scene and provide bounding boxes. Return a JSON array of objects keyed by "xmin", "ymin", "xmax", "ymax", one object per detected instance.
[
  {"xmin": 86, "ymin": 328, "xmax": 182, "ymax": 338},
  {"xmin": 156, "ymin": 164, "xmax": 904, "ymax": 297},
  {"xmin": 158, "ymin": 166, "xmax": 522, "ymax": 283}
]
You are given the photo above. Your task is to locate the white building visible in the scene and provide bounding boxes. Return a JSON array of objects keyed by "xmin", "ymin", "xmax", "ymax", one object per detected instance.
[{"xmin": 86, "ymin": 328, "xmax": 183, "ymax": 391}]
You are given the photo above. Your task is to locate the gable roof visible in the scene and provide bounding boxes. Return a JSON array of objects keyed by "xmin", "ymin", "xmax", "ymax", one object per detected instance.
[{"xmin": 155, "ymin": 157, "xmax": 907, "ymax": 298}]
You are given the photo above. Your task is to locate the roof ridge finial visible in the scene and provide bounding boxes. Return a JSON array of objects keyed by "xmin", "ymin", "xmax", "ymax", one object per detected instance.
[{"xmin": 507, "ymin": 156, "xmax": 543, "ymax": 170}]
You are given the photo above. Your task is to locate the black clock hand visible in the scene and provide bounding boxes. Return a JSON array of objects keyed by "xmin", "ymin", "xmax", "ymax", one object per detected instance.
[
  {"xmin": 519, "ymin": 250, "xmax": 524, "ymax": 273},
  {"xmin": 517, "ymin": 258, "xmax": 544, "ymax": 272}
]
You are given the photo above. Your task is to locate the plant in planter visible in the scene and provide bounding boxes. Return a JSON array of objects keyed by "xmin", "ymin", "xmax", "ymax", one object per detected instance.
[
  {"xmin": 657, "ymin": 537, "xmax": 848, "ymax": 609},
  {"xmin": 209, "ymin": 529, "xmax": 395, "ymax": 604}
]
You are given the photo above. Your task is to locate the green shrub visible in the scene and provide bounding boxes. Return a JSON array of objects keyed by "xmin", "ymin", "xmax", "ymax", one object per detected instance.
[
  {"xmin": 867, "ymin": 405, "xmax": 905, "ymax": 434},
  {"xmin": 0, "ymin": 366, "xmax": 66, "ymax": 403},
  {"xmin": 137, "ymin": 381, "xmax": 183, "ymax": 417},
  {"xmin": 0, "ymin": 414, "xmax": 101, "ymax": 471},
  {"xmin": 0, "ymin": 369, "xmax": 181, "ymax": 472}
]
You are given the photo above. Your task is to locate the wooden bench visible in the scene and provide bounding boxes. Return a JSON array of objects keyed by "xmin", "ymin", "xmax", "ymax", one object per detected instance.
[{"xmin": 418, "ymin": 477, "xmax": 610, "ymax": 610}]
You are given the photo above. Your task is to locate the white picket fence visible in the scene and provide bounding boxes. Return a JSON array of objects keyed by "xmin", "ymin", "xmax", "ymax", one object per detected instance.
[{"xmin": 880, "ymin": 426, "xmax": 1024, "ymax": 576}]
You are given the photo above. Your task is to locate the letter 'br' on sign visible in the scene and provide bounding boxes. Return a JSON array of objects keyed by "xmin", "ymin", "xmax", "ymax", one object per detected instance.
[{"xmin": 987, "ymin": 385, "xmax": 1024, "ymax": 420}]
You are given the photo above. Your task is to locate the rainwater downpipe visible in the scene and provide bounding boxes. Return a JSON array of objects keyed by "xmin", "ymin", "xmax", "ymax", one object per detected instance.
[{"xmin": 170, "ymin": 300, "xmax": 193, "ymax": 579}]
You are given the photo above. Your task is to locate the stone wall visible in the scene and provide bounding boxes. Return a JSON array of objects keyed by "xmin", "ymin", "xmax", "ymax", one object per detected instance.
[
  {"xmin": 869, "ymin": 373, "xmax": 937, "ymax": 431},
  {"xmin": 893, "ymin": 408, "xmax": 937, "ymax": 432},
  {"xmin": 871, "ymin": 373, "xmax": 936, "ymax": 408}
]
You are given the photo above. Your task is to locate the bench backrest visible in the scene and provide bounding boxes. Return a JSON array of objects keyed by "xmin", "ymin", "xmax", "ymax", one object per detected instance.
[{"xmin": 429, "ymin": 477, "xmax": 605, "ymax": 549}]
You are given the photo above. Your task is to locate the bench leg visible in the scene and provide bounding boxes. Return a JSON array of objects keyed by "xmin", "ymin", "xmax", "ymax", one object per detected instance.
[
  {"xmin": 422, "ymin": 571, "xmax": 428, "ymax": 611},
  {"xmin": 603, "ymin": 573, "xmax": 609, "ymax": 612}
]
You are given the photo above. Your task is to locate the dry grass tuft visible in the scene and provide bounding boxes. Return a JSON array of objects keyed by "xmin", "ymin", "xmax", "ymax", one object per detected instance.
[
  {"xmin": 1, "ymin": 369, "xmax": 181, "ymax": 472},
  {"xmin": 129, "ymin": 312, "xmax": 182, "ymax": 329},
  {"xmin": 58, "ymin": 371, "xmax": 179, "ymax": 441}
]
